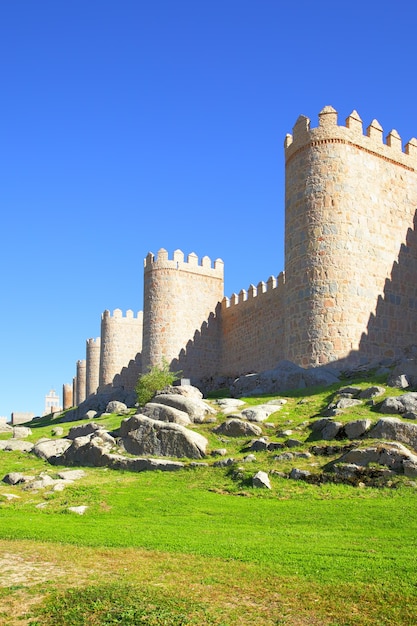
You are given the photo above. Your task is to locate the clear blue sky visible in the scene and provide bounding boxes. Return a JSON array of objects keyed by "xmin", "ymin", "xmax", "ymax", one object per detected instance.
[{"xmin": 1, "ymin": 0, "xmax": 417, "ymax": 418}]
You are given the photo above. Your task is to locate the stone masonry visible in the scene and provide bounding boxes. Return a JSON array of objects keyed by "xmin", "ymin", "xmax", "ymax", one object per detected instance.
[{"xmin": 64, "ymin": 106, "xmax": 417, "ymax": 406}]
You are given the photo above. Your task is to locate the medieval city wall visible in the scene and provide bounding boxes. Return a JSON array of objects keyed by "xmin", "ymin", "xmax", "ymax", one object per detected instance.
[
  {"xmin": 219, "ymin": 273, "xmax": 286, "ymax": 376},
  {"xmin": 284, "ymin": 106, "xmax": 417, "ymax": 367},
  {"xmin": 99, "ymin": 309, "xmax": 143, "ymax": 390},
  {"xmin": 142, "ymin": 249, "xmax": 224, "ymax": 374}
]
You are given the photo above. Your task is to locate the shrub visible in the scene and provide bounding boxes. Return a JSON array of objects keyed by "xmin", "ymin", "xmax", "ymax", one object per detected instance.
[{"xmin": 135, "ymin": 359, "xmax": 182, "ymax": 406}]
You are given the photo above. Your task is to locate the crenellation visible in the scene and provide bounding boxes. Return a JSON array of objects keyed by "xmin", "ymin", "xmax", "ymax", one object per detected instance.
[
  {"xmin": 386, "ymin": 129, "xmax": 402, "ymax": 151},
  {"xmin": 366, "ymin": 119, "xmax": 383, "ymax": 143},
  {"xmin": 345, "ymin": 110, "xmax": 363, "ymax": 134}
]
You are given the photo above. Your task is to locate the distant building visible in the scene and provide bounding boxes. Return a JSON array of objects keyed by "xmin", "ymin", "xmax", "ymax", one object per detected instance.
[
  {"xmin": 11, "ymin": 412, "xmax": 35, "ymax": 425},
  {"xmin": 44, "ymin": 389, "xmax": 62, "ymax": 415}
]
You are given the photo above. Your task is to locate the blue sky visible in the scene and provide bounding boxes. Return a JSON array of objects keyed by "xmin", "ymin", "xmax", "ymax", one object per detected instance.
[{"xmin": 1, "ymin": 0, "xmax": 417, "ymax": 418}]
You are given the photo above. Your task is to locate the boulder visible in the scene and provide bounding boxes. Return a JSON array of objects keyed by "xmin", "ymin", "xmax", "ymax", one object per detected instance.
[
  {"xmin": 359, "ymin": 386, "xmax": 385, "ymax": 399},
  {"xmin": 106, "ymin": 401, "xmax": 128, "ymax": 414},
  {"xmin": 230, "ymin": 360, "xmax": 339, "ymax": 397},
  {"xmin": 212, "ymin": 419, "xmax": 262, "ymax": 438},
  {"xmin": 150, "ymin": 394, "xmax": 215, "ymax": 423},
  {"xmin": 321, "ymin": 421, "xmax": 343, "ymax": 440},
  {"xmin": 142, "ymin": 403, "xmax": 191, "ymax": 426},
  {"xmin": 344, "ymin": 419, "xmax": 372, "ymax": 439},
  {"xmin": 379, "ymin": 393, "xmax": 417, "ymax": 415},
  {"xmin": 83, "ymin": 410, "xmax": 98, "ymax": 420},
  {"xmin": 366, "ymin": 417, "xmax": 417, "ymax": 451},
  {"xmin": 155, "ymin": 384, "xmax": 203, "ymax": 400},
  {"xmin": 241, "ymin": 405, "xmax": 277, "ymax": 422},
  {"xmin": 2, "ymin": 472, "xmax": 25, "ymax": 485},
  {"xmin": 120, "ymin": 415, "xmax": 208, "ymax": 459},
  {"xmin": 289, "ymin": 468, "xmax": 311, "ymax": 480},
  {"xmin": 51, "ymin": 426, "xmax": 64, "ymax": 437},
  {"xmin": 388, "ymin": 359, "xmax": 417, "ymax": 388},
  {"xmin": 215, "ymin": 398, "xmax": 245, "ymax": 414},
  {"xmin": 334, "ymin": 442, "xmax": 417, "ymax": 473},
  {"xmin": 58, "ymin": 434, "xmax": 114, "ymax": 467},
  {"xmin": 32, "ymin": 438, "xmax": 72, "ymax": 461},
  {"xmin": 67, "ymin": 422, "xmax": 102, "ymax": 440},
  {"xmin": 12, "ymin": 426, "xmax": 32, "ymax": 439},
  {"xmin": 252, "ymin": 471, "xmax": 271, "ymax": 489},
  {"xmin": 0, "ymin": 440, "xmax": 34, "ymax": 452}
]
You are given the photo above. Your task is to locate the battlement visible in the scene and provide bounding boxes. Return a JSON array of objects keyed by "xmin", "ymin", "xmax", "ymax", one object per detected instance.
[
  {"xmin": 101, "ymin": 309, "xmax": 143, "ymax": 320},
  {"xmin": 144, "ymin": 248, "xmax": 224, "ymax": 277},
  {"xmin": 86, "ymin": 337, "xmax": 101, "ymax": 347},
  {"xmin": 285, "ymin": 105, "xmax": 417, "ymax": 168},
  {"xmin": 222, "ymin": 272, "xmax": 285, "ymax": 308}
]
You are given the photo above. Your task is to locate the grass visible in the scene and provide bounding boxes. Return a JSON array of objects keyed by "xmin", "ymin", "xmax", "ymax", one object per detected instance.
[{"xmin": 1, "ymin": 374, "xmax": 417, "ymax": 624}]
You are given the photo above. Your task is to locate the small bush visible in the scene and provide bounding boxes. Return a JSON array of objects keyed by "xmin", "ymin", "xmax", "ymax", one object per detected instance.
[{"xmin": 135, "ymin": 359, "xmax": 182, "ymax": 406}]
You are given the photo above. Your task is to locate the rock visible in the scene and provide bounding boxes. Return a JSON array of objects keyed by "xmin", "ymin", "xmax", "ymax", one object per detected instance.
[
  {"xmin": 252, "ymin": 471, "xmax": 271, "ymax": 489},
  {"xmin": 359, "ymin": 386, "xmax": 385, "ymax": 399},
  {"xmin": 334, "ymin": 442, "xmax": 417, "ymax": 473},
  {"xmin": 2, "ymin": 472, "xmax": 25, "ymax": 485},
  {"xmin": 150, "ymin": 394, "xmax": 215, "ymax": 423},
  {"xmin": 294, "ymin": 451, "xmax": 312, "ymax": 458},
  {"xmin": 249, "ymin": 437, "xmax": 269, "ymax": 451},
  {"xmin": 106, "ymin": 401, "xmax": 128, "ymax": 414},
  {"xmin": 337, "ymin": 386, "xmax": 362, "ymax": 397},
  {"xmin": 12, "ymin": 426, "xmax": 32, "ymax": 439},
  {"xmin": 387, "ymin": 374, "xmax": 409, "ymax": 389},
  {"xmin": 142, "ymin": 403, "xmax": 191, "ymax": 426},
  {"xmin": 213, "ymin": 419, "xmax": 262, "ymax": 438},
  {"xmin": 155, "ymin": 384, "xmax": 203, "ymax": 400},
  {"xmin": 215, "ymin": 398, "xmax": 245, "ymax": 411},
  {"xmin": 83, "ymin": 410, "xmax": 98, "ymax": 420},
  {"xmin": 321, "ymin": 421, "xmax": 343, "ymax": 440},
  {"xmin": 241, "ymin": 405, "xmax": 277, "ymax": 422},
  {"xmin": 67, "ymin": 422, "xmax": 102, "ymax": 440},
  {"xmin": 108, "ymin": 456, "xmax": 184, "ymax": 472},
  {"xmin": 32, "ymin": 439, "xmax": 72, "ymax": 461},
  {"xmin": 59, "ymin": 434, "xmax": 115, "ymax": 467},
  {"xmin": 328, "ymin": 398, "xmax": 362, "ymax": 410},
  {"xmin": 243, "ymin": 454, "xmax": 256, "ymax": 462},
  {"xmin": 68, "ymin": 506, "xmax": 88, "ymax": 515},
  {"xmin": 403, "ymin": 460, "xmax": 417, "ymax": 477},
  {"xmin": 120, "ymin": 415, "xmax": 208, "ymax": 459},
  {"xmin": 274, "ymin": 452, "xmax": 294, "ymax": 461},
  {"xmin": 266, "ymin": 399, "xmax": 288, "ymax": 406},
  {"xmin": 344, "ymin": 419, "xmax": 372, "ymax": 439},
  {"xmin": 211, "ymin": 448, "xmax": 227, "ymax": 457},
  {"xmin": 285, "ymin": 438, "xmax": 303, "ymax": 448},
  {"xmin": 25, "ymin": 474, "xmax": 57, "ymax": 490},
  {"xmin": 310, "ymin": 418, "xmax": 334, "ymax": 432},
  {"xmin": 0, "ymin": 440, "xmax": 34, "ymax": 452},
  {"xmin": 1, "ymin": 494, "xmax": 20, "ymax": 501},
  {"xmin": 379, "ymin": 393, "xmax": 417, "ymax": 415},
  {"xmin": 231, "ymin": 360, "xmax": 339, "ymax": 397},
  {"xmin": 0, "ymin": 423, "xmax": 12, "ymax": 432},
  {"xmin": 266, "ymin": 442, "xmax": 285, "ymax": 451},
  {"xmin": 51, "ymin": 426, "xmax": 64, "ymax": 437},
  {"xmin": 289, "ymin": 468, "xmax": 311, "ymax": 480},
  {"xmin": 403, "ymin": 412, "xmax": 417, "ymax": 420},
  {"xmin": 57, "ymin": 470, "xmax": 86, "ymax": 480},
  {"xmin": 367, "ymin": 417, "xmax": 417, "ymax": 451},
  {"xmin": 213, "ymin": 458, "xmax": 235, "ymax": 467}
]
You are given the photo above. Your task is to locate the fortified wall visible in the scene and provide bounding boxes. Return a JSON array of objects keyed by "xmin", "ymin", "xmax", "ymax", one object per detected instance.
[{"xmin": 64, "ymin": 106, "xmax": 417, "ymax": 406}]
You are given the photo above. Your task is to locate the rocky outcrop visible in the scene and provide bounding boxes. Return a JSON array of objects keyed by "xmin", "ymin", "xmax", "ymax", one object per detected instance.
[
  {"xmin": 379, "ymin": 393, "xmax": 417, "ymax": 415},
  {"xmin": 230, "ymin": 360, "xmax": 339, "ymax": 397},
  {"xmin": 150, "ymin": 394, "xmax": 215, "ymax": 423},
  {"xmin": 213, "ymin": 418, "xmax": 262, "ymax": 437},
  {"xmin": 142, "ymin": 402, "xmax": 191, "ymax": 426},
  {"xmin": 119, "ymin": 415, "xmax": 208, "ymax": 459},
  {"xmin": 32, "ymin": 438, "xmax": 72, "ymax": 461},
  {"xmin": 366, "ymin": 418, "xmax": 417, "ymax": 451}
]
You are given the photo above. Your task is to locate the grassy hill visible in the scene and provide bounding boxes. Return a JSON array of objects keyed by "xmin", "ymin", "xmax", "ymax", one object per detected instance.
[{"xmin": 0, "ymin": 373, "xmax": 416, "ymax": 625}]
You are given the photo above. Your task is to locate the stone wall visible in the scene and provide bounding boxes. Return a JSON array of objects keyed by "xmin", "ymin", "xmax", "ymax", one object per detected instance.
[
  {"xmin": 76, "ymin": 359, "xmax": 86, "ymax": 405},
  {"xmin": 219, "ymin": 272, "xmax": 286, "ymax": 376}
]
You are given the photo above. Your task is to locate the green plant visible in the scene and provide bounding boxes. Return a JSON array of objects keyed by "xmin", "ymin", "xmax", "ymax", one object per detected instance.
[{"xmin": 135, "ymin": 359, "xmax": 182, "ymax": 406}]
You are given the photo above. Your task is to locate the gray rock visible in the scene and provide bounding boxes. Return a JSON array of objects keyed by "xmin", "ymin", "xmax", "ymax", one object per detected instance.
[
  {"xmin": 344, "ymin": 419, "xmax": 372, "ymax": 439},
  {"xmin": 1, "ymin": 440, "xmax": 34, "ymax": 452},
  {"xmin": 289, "ymin": 468, "xmax": 311, "ymax": 480},
  {"xmin": 155, "ymin": 384, "xmax": 203, "ymax": 400},
  {"xmin": 337, "ymin": 386, "xmax": 362, "ymax": 397},
  {"xmin": 83, "ymin": 410, "xmax": 98, "ymax": 420},
  {"xmin": 249, "ymin": 437, "xmax": 269, "ymax": 451},
  {"xmin": 68, "ymin": 506, "xmax": 88, "ymax": 515},
  {"xmin": 403, "ymin": 460, "xmax": 417, "ymax": 478},
  {"xmin": 243, "ymin": 454, "xmax": 256, "ymax": 462},
  {"xmin": 285, "ymin": 438, "xmax": 303, "ymax": 448},
  {"xmin": 329, "ymin": 398, "xmax": 362, "ymax": 410},
  {"xmin": 252, "ymin": 471, "xmax": 271, "ymax": 489},
  {"xmin": 211, "ymin": 448, "xmax": 227, "ymax": 457},
  {"xmin": 274, "ymin": 452, "xmax": 294, "ymax": 461},
  {"xmin": 57, "ymin": 470, "xmax": 86, "ymax": 480},
  {"xmin": 0, "ymin": 423, "xmax": 12, "ymax": 432},
  {"xmin": 120, "ymin": 415, "xmax": 208, "ymax": 459},
  {"xmin": 387, "ymin": 374, "xmax": 410, "ymax": 389},
  {"xmin": 310, "ymin": 418, "xmax": 334, "ymax": 432},
  {"xmin": 142, "ymin": 403, "xmax": 191, "ymax": 426},
  {"xmin": 403, "ymin": 412, "xmax": 417, "ymax": 420},
  {"xmin": 213, "ymin": 457, "xmax": 235, "ymax": 467},
  {"xmin": 108, "ymin": 456, "xmax": 184, "ymax": 472},
  {"xmin": 51, "ymin": 426, "xmax": 64, "ymax": 437},
  {"xmin": 213, "ymin": 419, "xmax": 262, "ymax": 438},
  {"xmin": 150, "ymin": 394, "xmax": 215, "ymax": 423},
  {"xmin": 32, "ymin": 438, "xmax": 72, "ymax": 461},
  {"xmin": 106, "ymin": 401, "xmax": 128, "ymax": 414},
  {"xmin": 367, "ymin": 417, "xmax": 417, "ymax": 451},
  {"xmin": 321, "ymin": 421, "xmax": 343, "ymax": 440},
  {"xmin": 12, "ymin": 426, "xmax": 32, "ymax": 439},
  {"xmin": 241, "ymin": 405, "xmax": 277, "ymax": 422},
  {"xmin": 359, "ymin": 386, "xmax": 385, "ymax": 399},
  {"xmin": 335, "ymin": 442, "xmax": 417, "ymax": 472},
  {"xmin": 67, "ymin": 422, "xmax": 102, "ymax": 440},
  {"xmin": 230, "ymin": 360, "xmax": 339, "ymax": 397},
  {"xmin": 2, "ymin": 472, "xmax": 25, "ymax": 485},
  {"xmin": 379, "ymin": 393, "xmax": 417, "ymax": 415}
]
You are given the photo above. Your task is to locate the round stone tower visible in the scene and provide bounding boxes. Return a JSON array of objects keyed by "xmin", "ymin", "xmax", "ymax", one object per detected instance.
[
  {"xmin": 76, "ymin": 359, "xmax": 86, "ymax": 405},
  {"xmin": 284, "ymin": 105, "xmax": 417, "ymax": 367},
  {"xmin": 142, "ymin": 248, "xmax": 224, "ymax": 373},
  {"xmin": 99, "ymin": 309, "xmax": 143, "ymax": 389},
  {"xmin": 86, "ymin": 337, "xmax": 101, "ymax": 397}
]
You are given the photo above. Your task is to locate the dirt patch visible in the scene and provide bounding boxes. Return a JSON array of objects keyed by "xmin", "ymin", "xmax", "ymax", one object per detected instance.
[{"xmin": 0, "ymin": 552, "xmax": 66, "ymax": 586}]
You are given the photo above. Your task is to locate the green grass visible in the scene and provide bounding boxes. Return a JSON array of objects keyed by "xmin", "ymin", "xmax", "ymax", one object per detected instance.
[{"xmin": 1, "ymin": 374, "xmax": 417, "ymax": 625}]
